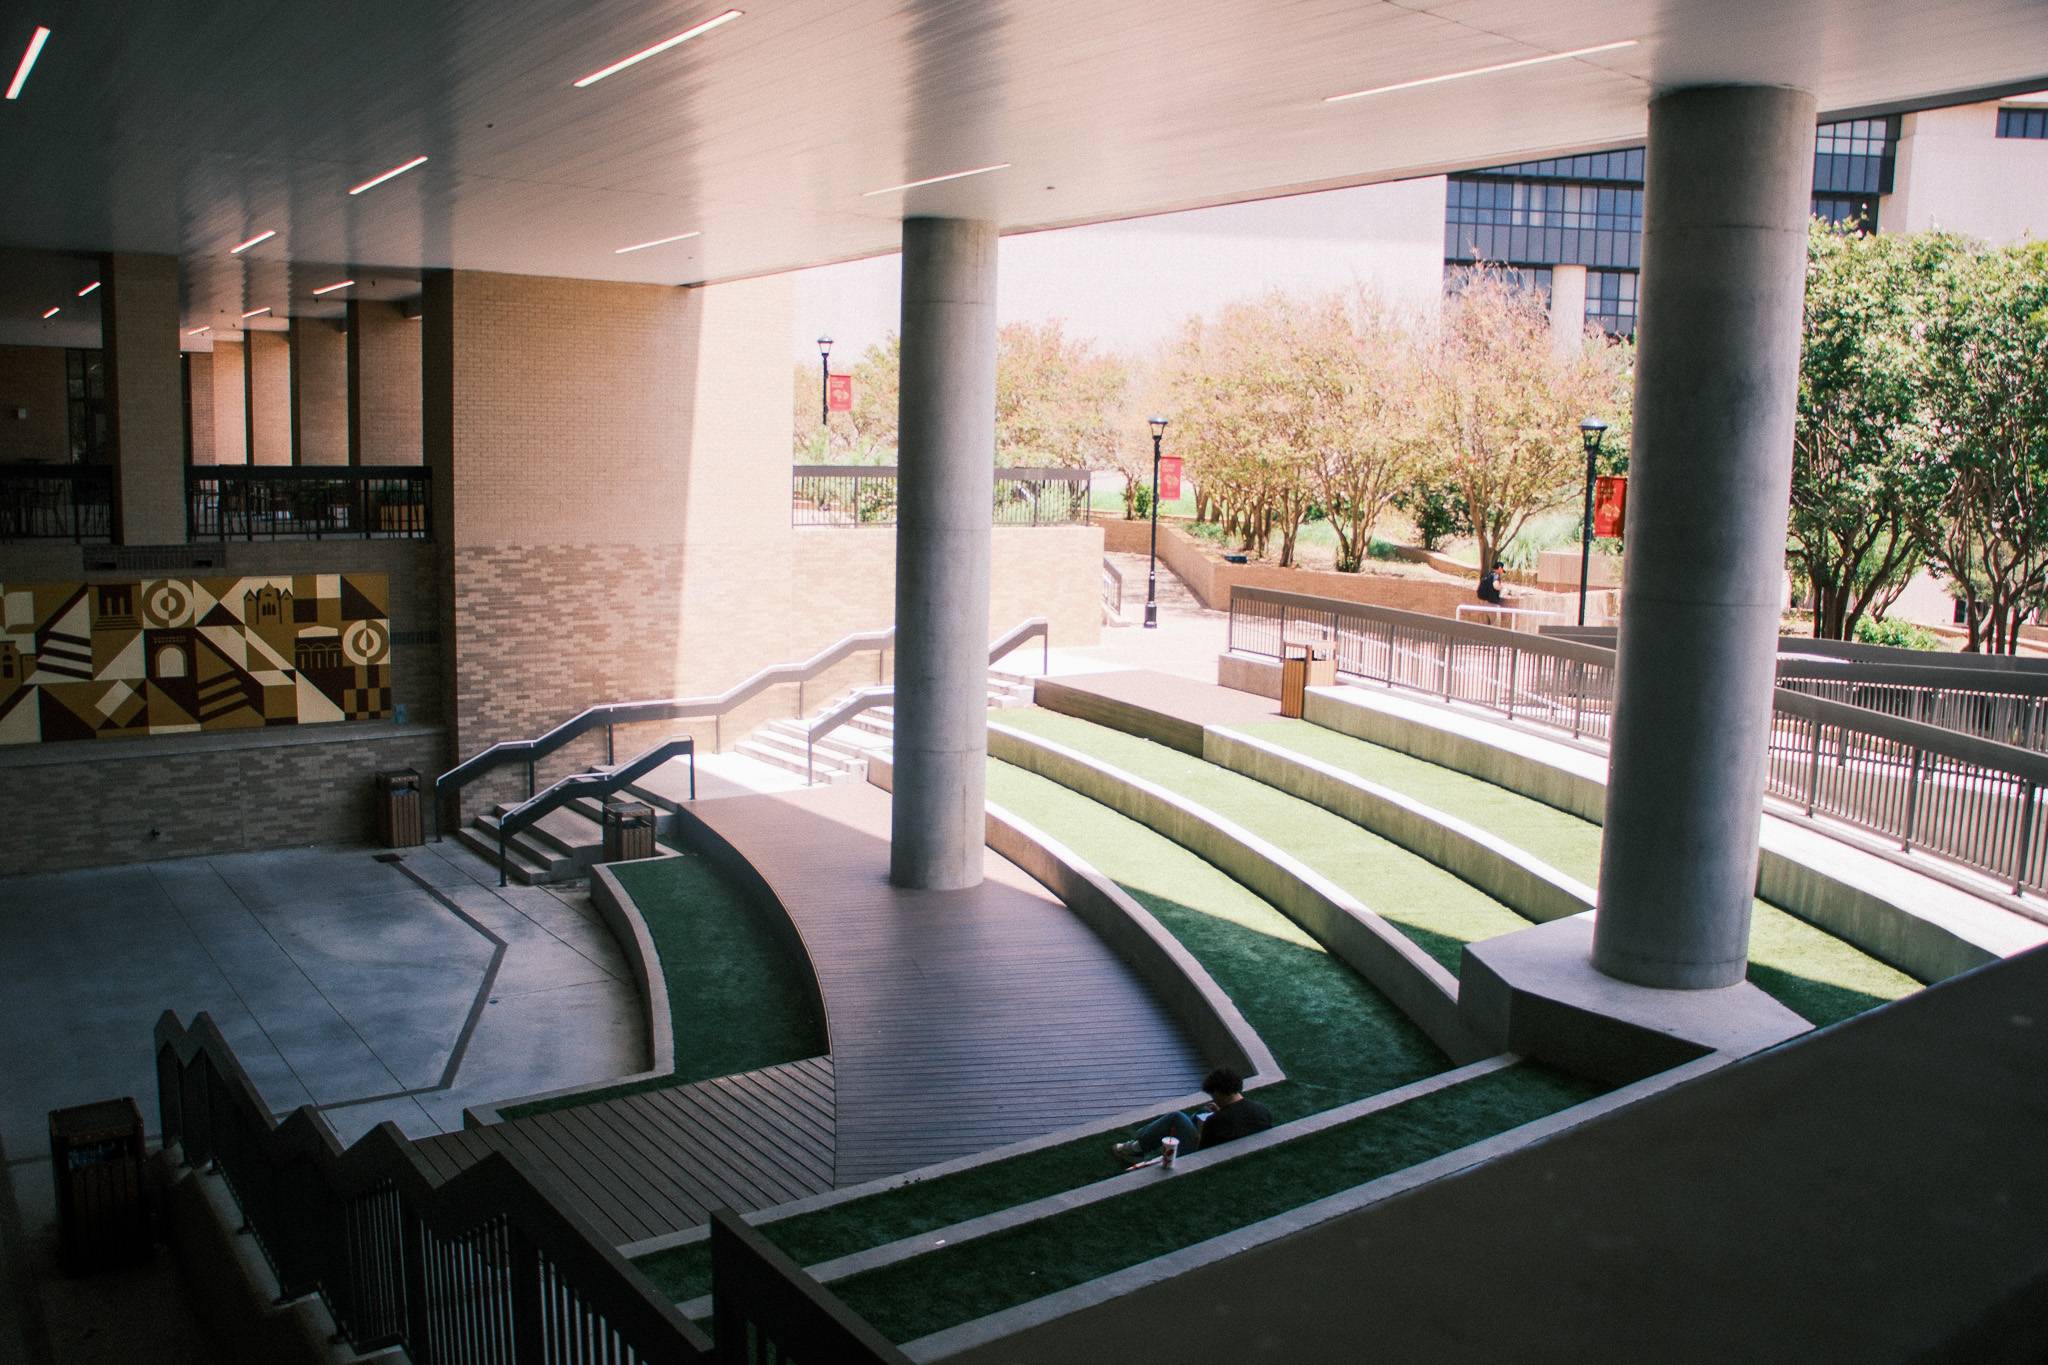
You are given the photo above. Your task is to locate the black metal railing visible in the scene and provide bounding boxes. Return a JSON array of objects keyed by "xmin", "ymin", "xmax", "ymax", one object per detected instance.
[
  {"xmin": 0, "ymin": 462, "xmax": 113, "ymax": 541},
  {"xmin": 711, "ymin": 1211, "xmax": 913, "ymax": 1364},
  {"xmin": 1102, "ymin": 557, "xmax": 1124, "ymax": 616},
  {"xmin": 792, "ymin": 465, "xmax": 1092, "ymax": 527},
  {"xmin": 186, "ymin": 466, "xmax": 432, "ymax": 541},
  {"xmin": 1229, "ymin": 585, "xmax": 2048, "ymax": 896},
  {"xmin": 493, "ymin": 738, "xmax": 698, "ymax": 886}
]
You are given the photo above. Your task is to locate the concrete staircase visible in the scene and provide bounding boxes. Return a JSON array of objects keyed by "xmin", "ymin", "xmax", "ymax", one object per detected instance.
[{"xmin": 733, "ymin": 668, "xmax": 1039, "ymax": 784}]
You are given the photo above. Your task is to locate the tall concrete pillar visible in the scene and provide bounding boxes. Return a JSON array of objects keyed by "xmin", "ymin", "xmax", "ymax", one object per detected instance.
[
  {"xmin": 890, "ymin": 217, "xmax": 997, "ymax": 890},
  {"xmin": 1548, "ymin": 264, "xmax": 1589, "ymax": 358},
  {"xmin": 348, "ymin": 299, "xmax": 423, "ymax": 465},
  {"xmin": 289, "ymin": 316, "xmax": 349, "ymax": 466},
  {"xmin": 1591, "ymin": 85, "xmax": 1817, "ymax": 989},
  {"xmin": 244, "ymin": 330, "xmax": 291, "ymax": 465},
  {"xmin": 99, "ymin": 252, "xmax": 185, "ymax": 544}
]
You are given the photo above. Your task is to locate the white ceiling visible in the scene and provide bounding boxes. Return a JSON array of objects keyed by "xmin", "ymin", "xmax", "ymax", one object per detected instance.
[{"xmin": 0, "ymin": 0, "xmax": 2042, "ymax": 336}]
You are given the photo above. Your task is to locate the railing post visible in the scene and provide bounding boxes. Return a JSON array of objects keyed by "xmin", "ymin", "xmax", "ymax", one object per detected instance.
[
  {"xmin": 398, "ymin": 1201, "xmax": 433, "ymax": 1363},
  {"xmin": 1570, "ymin": 660, "xmax": 1586, "ymax": 738},
  {"xmin": 606, "ymin": 723, "xmax": 615, "ymax": 767},
  {"xmin": 1805, "ymin": 714, "xmax": 1823, "ymax": 816},
  {"xmin": 525, "ymin": 756, "xmax": 535, "ymax": 799},
  {"xmin": 806, "ymin": 731, "xmax": 815, "ymax": 787},
  {"xmin": 1442, "ymin": 638, "xmax": 1455, "ymax": 700},
  {"xmin": 2014, "ymin": 780, "xmax": 2038, "ymax": 895},
  {"xmin": 1503, "ymin": 644, "xmax": 1518, "ymax": 718},
  {"xmin": 508, "ymin": 1223, "xmax": 545, "ymax": 1364},
  {"xmin": 498, "ymin": 826, "xmax": 508, "ymax": 888},
  {"xmin": 1900, "ymin": 747, "xmax": 1924, "ymax": 852}
]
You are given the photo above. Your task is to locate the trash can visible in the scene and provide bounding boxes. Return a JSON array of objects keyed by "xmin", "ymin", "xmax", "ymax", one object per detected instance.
[
  {"xmin": 1279, "ymin": 643, "xmax": 1334, "ymax": 718},
  {"xmin": 602, "ymin": 799, "xmax": 655, "ymax": 863},
  {"xmin": 375, "ymin": 767, "xmax": 424, "ymax": 848},
  {"xmin": 50, "ymin": 1098, "xmax": 151, "ymax": 1275}
]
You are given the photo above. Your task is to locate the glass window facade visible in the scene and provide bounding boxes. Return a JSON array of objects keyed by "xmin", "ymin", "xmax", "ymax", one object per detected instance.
[
  {"xmin": 1443, "ymin": 117, "xmax": 1900, "ymax": 337},
  {"xmin": 1998, "ymin": 107, "xmax": 2048, "ymax": 139}
]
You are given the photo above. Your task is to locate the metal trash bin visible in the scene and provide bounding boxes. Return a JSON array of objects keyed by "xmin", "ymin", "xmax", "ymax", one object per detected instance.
[
  {"xmin": 1278, "ymin": 643, "xmax": 1335, "ymax": 718},
  {"xmin": 375, "ymin": 767, "xmax": 424, "ymax": 848},
  {"xmin": 50, "ymin": 1098, "xmax": 151, "ymax": 1275},
  {"xmin": 602, "ymin": 799, "xmax": 655, "ymax": 863}
]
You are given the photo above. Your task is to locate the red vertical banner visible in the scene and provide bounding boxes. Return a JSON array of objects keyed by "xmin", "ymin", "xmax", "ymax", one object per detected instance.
[
  {"xmin": 1158, "ymin": 455, "xmax": 1183, "ymax": 502},
  {"xmin": 826, "ymin": 373, "xmax": 852, "ymax": 412},
  {"xmin": 1593, "ymin": 475, "xmax": 1627, "ymax": 538}
]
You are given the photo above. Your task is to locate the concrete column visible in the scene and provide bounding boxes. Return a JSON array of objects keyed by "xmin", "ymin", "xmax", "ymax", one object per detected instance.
[
  {"xmin": 348, "ymin": 299, "xmax": 423, "ymax": 465},
  {"xmin": 185, "ymin": 350, "xmax": 217, "ymax": 465},
  {"xmin": 890, "ymin": 217, "xmax": 997, "ymax": 890},
  {"xmin": 1548, "ymin": 264, "xmax": 1588, "ymax": 358},
  {"xmin": 243, "ymin": 331, "xmax": 291, "ymax": 465},
  {"xmin": 289, "ymin": 316, "xmax": 348, "ymax": 465},
  {"xmin": 99, "ymin": 252, "xmax": 186, "ymax": 544},
  {"xmin": 1591, "ymin": 85, "xmax": 1817, "ymax": 989}
]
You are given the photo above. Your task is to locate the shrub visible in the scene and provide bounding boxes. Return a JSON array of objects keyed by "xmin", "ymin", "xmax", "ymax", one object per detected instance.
[{"xmin": 1853, "ymin": 615, "xmax": 1942, "ymax": 651}]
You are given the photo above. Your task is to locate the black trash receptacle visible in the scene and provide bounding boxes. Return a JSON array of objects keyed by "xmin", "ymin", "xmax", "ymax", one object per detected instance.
[
  {"xmin": 375, "ymin": 767, "xmax": 424, "ymax": 848},
  {"xmin": 602, "ymin": 799, "xmax": 655, "ymax": 863},
  {"xmin": 50, "ymin": 1098, "xmax": 151, "ymax": 1275}
]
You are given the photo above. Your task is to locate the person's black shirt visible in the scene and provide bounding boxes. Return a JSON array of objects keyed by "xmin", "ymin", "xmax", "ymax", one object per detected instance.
[
  {"xmin": 1196, "ymin": 1097, "xmax": 1274, "ymax": 1151},
  {"xmin": 1477, "ymin": 570, "xmax": 1504, "ymax": 605}
]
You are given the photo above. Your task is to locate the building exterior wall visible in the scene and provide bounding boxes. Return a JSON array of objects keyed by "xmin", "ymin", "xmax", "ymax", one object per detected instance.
[
  {"xmin": 0, "ymin": 344, "xmax": 68, "ymax": 461},
  {"xmin": 245, "ymin": 330, "xmax": 292, "ymax": 465},
  {"xmin": 211, "ymin": 339, "xmax": 246, "ymax": 464},
  {"xmin": 349, "ymin": 300, "xmax": 422, "ymax": 465},
  {"xmin": 185, "ymin": 350, "xmax": 216, "ymax": 465},
  {"xmin": 290, "ymin": 317, "xmax": 349, "ymax": 466},
  {"xmin": 1886, "ymin": 100, "xmax": 2048, "ymax": 243}
]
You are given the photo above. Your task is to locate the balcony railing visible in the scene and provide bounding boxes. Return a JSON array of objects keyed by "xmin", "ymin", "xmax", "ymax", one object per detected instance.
[
  {"xmin": 0, "ymin": 463, "xmax": 113, "ymax": 541},
  {"xmin": 187, "ymin": 465, "xmax": 432, "ymax": 541},
  {"xmin": 792, "ymin": 464, "xmax": 1091, "ymax": 527}
]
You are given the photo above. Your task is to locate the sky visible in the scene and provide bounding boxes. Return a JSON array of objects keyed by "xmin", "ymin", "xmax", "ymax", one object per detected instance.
[{"xmin": 792, "ymin": 173, "xmax": 1451, "ymax": 368}]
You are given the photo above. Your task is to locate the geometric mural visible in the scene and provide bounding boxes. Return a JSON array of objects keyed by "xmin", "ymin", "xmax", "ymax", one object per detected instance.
[{"xmin": 0, "ymin": 574, "xmax": 392, "ymax": 746}]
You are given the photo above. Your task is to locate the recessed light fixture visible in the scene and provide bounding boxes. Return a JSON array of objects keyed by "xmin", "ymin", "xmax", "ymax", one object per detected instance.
[
  {"xmin": 347, "ymin": 156, "xmax": 428, "ymax": 196},
  {"xmin": 312, "ymin": 279, "xmax": 356, "ymax": 296},
  {"xmin": 5, "ymin": 25, "xmax": 50, "ymax": 101},
  {"xmin": 1324, "ymin": 39, "xmax": 1638, "ymax": 103},
  {"xmin": 240, "ymin": 306, "xmax": 271, "ymax": 319},
  {"xmin": 574, "ymin": 9, "xmax": 742, "ymax": 87},
  {"xmin": 76, "ymin": 280, "xmax": 99, "ymax": 296},
  {"xmin": 230, "ymin": 230, "xmax": 277, "ymax": 255},
  {"xmin": 614, "ymin": 231, "xmax": 702, "ymax": 255},
  {"xmin": 862, "ymin": 163, "xmax": 1012, "ymax": 197},
  {"xmin": 40, "ymin": 306, "xmax": 58, "ymax": 319}
]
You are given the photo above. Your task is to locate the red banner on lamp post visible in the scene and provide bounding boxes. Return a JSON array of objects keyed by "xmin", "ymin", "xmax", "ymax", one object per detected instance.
[
  {"xmin": 826, "ymin": 373, "xmax": 852, "ymax": 413},
  {"xmin": 1593, "ymin": 475, "xmax": 1627, "ymax": 538},
  {"xmin": 1158, "ymin": 455, "xmax": 1183, "ymax": 502}
]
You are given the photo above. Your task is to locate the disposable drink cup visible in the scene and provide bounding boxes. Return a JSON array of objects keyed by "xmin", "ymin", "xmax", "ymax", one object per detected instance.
[{"xmin": 1161, "ymin": 1136, "xmax": 1178, "ymax": 1168}]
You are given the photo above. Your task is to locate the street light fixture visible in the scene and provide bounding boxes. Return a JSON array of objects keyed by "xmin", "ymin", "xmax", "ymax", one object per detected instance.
[
  {"xmin": 817, "ymin": 336, "xmax": 833, "ymax": 426},
  {"xmin": 1145, "ymin": 416, "xmax": 1168, "ymax": 629},
  {"xmin": 1577, "ymin": 416, "xmax": 1609, "ymax": 627}
]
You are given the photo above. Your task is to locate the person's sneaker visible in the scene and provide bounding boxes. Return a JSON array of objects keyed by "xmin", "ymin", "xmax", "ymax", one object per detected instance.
[{"xmin": 1111, "ymin": 1140, "xmax": 1141, "ymax": 1163}]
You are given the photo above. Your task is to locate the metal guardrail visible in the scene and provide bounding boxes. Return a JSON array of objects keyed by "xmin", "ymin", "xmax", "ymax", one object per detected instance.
[
  {"xmin": 187, "ymin": 465, "xmax": 432, "ymax": 541},
  {"xmin": 711, "ymin": 1212, "xmax": 912, "ymax": 1365},
  {"xmin": 436, "ymin": 627, "xmax": 895, "ymax": 831},
  {"xmin": 493, "ymin": 738, "xmax": 698, "ymax": 886},
  {"xmin": 1229, "ymin": 585, "xmax": 2048, "ymax": 896},
  {"xmin": 791, "ymin": 465, "xmax": 1092, "ymax": 527},
  {"xmin": 1101, "ymin": 557, "xmax": 1124, "ymax": 616},
  {"xmin": 0, "ymin": 462, "xmax": 113, "ymax": 541},
  {"xmin": 154, "ymin": 1010, "xmax": 711, "ymax": 1363},
  {"xmin": 801, "ymin": 617, "xmax": 1050, "ymax": 784}
]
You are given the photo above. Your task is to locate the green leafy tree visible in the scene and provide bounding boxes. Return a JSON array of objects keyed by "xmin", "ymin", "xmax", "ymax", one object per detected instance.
[
  {"xmin": 995, "ymin": 321, "xmax": 1128, "ymax": 469},
  {"xmin": 791, "ymin": 337, "xmax": 900, "ymax": 464}
]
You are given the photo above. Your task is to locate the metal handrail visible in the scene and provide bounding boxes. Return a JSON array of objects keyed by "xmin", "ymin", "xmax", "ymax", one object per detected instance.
[
  {"xmin": 435, "ymin": 626, "xmax": 895, "ymax": 833},
  {"xmin": 492, "ymin": 738, "xmax": 698, "ymax": 886},
  {"xmin": 1228, "ymin": 585, "xmax": 2048, "ymax": 896},
  {"xmin": 801, "ymin": 617, "xmax": 1050, "ymax": 784},
  {"xmin": 1101, "ymin": 557, "xmax": 1124, "ymax": 615}
]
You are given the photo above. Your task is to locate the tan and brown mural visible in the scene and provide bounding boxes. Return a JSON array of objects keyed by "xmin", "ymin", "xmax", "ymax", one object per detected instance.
[{"xmin": 0, "ymin": 575, "xmax": 393, "ymax": 745}]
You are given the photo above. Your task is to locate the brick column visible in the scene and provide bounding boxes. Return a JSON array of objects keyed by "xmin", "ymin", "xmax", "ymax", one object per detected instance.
[
  {"xmin": 289, "ymin": 316, "xmax": 348, "ymax": 465},
  {"xmin": 243, "ymin": 330, "xmax": 291, "ymax": 465},
  {"xmin": 348, "ymin": 299, "xmax": 422, "ymax": 465},
  {"xmin": 185, "ymin": 350, "xmax": 217, "ymax": 464},
  {"xmin": 99, "ymin": 252, "xmax": 185, "ymax": 544}
]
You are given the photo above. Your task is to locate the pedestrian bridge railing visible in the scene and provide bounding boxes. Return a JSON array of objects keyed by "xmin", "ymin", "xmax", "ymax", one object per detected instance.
[
  {"xmin": 1228, "ymin": 585, "xmax": 2048, "ymax": 897},
  {"xmin": 792, "ymin": 464, "xmax": 1092, "ymax": 527}
]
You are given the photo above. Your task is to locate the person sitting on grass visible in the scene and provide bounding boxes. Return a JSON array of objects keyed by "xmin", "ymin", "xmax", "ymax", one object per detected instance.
[{"xmin": 1112, "ymin": 1068, "xmax": 1273, "ymax": 1164}]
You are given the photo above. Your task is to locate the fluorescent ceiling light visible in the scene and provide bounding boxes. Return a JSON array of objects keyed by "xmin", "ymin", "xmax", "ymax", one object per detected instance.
[
  {"xmin": 76, "ymin": 280, "xmax": 99, "ymax": 296},
  {"xmin": 862, "ymin": 163, "xmax": 1011, "ymax": 197},
  {"xmin": 5, "ymin": 25, "xmax": 49, "ymax": 101},
  {"xmin": 312, "ymin": 279, "xmax": 356, "ymax": 295},
  {"xmin": 40, "ymin": 306, "xmax": 58, "ymax": 319},
  {"xmin": 186, "ymin": 326, "xmax": 211, "ymax": 336},
  {"xmin": 1324, "ymin": 40, "xmax": 1638, "ymax": 103},
  {"xmin": 230, "ymin": 230, "xmax": 276, "ymax": 255},
  {"xmin": 348, "ymin": 155, "xmax": 428, "ymax": 196},
  {"xmin": 574, "ymin": 9, "xmax": 742, "ymax": 87},
  {"xmin": 240, "ymin": 306, "xmax": 271, "ymax": 319},
  {"xmin": 614, "ymin": 231, "xmax": 701, "ymax": 254}
]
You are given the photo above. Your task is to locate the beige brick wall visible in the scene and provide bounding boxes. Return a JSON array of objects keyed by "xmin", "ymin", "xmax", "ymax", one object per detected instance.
[
  {"xmin": 245, "ymin": 331, "xmax": 291, "ymax": 465},
  {"xmin": 289, "ymin": 317, "xmax": 348, "ymax": 466},
  {"xmin": 211, "ymin": 340, "xmax": 246, "ymax": 464},
  {"xmin": 102, "ymin": 253, "xmax": 187, "ymax": 545},
  {"xmin": 0, "ymin": 344, "xmax": 68, "ymax": 461},
  {"xmin": 185, "ymin": 351, "xmax": 216, "ymax": 465},
  {"xmin": 349, "ymin": 299, "xmax": 422, "ymax": 465}
]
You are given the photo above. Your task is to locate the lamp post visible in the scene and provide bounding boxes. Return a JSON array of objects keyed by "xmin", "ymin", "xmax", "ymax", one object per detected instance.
[
  {"xmin": 1577, "ymin": 416, "xmax": 1609, "ymax": 627},
  {"xmin": 817, "ymin": 336, "xmax": 833, "ymax": 427},
  {"xmin": 1144, "ymin": 416, "xmax": 1167, "ymax": 629}
]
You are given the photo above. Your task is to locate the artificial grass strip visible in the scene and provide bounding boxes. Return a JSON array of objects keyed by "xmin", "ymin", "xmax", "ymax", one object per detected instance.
[
  {"xmin": 635, "ymin": 760, "xmax": 1450, "ymax": 1303},
  {"xmin": 501, "ymin": 853, "xmax": 825, "ymax": 1119},
  {"xmin": 834, "ymin": 1061, "xmax": 1606, "ymax": 1344},
  {"xmin": 997, "ymin": 707, "xmax": 1530, "ymax": 971},
  {"xmin": 1234, "ymin": 717, "xmax": 1921, "ymax": 1027}
]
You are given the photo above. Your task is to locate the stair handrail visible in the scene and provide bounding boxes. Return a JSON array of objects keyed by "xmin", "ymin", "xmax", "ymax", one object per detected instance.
[
  {"xmin": 492, "ymin": 737, "xmax": 698, "ymax": 885},
  {"xmin": 435, "ymin": 625, "xmax": 895, "ymax": 834},
  {"xmin": 800, "ymin": 617, "xmax": 1049, "ymax": 784}
]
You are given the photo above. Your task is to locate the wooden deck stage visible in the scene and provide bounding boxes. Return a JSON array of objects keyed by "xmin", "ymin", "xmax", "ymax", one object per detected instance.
[{"xmin": 418, "ymin": 782, "xmax": 1204, "ymax": 1246}]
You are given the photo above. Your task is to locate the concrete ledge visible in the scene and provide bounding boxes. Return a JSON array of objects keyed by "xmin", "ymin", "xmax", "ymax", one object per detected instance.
[
  {"xmin": 1217, "ymin": 651, "xmax": 1282, "ymax": 699},
  {"xmin": 1459, "ymin": 915, "xmax": 1811, "ymax": 1084},
  {"xmin": 989, "ymin": 721, "xmax": 1488, "ymax": 1064},
  {"xmin": 1204, "ymin": 726, "xmax": 1594, "ymax": 925},
  {"xmin": 1032, "ymin": 676, "xmax": 1206, "ymax": 755}
]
